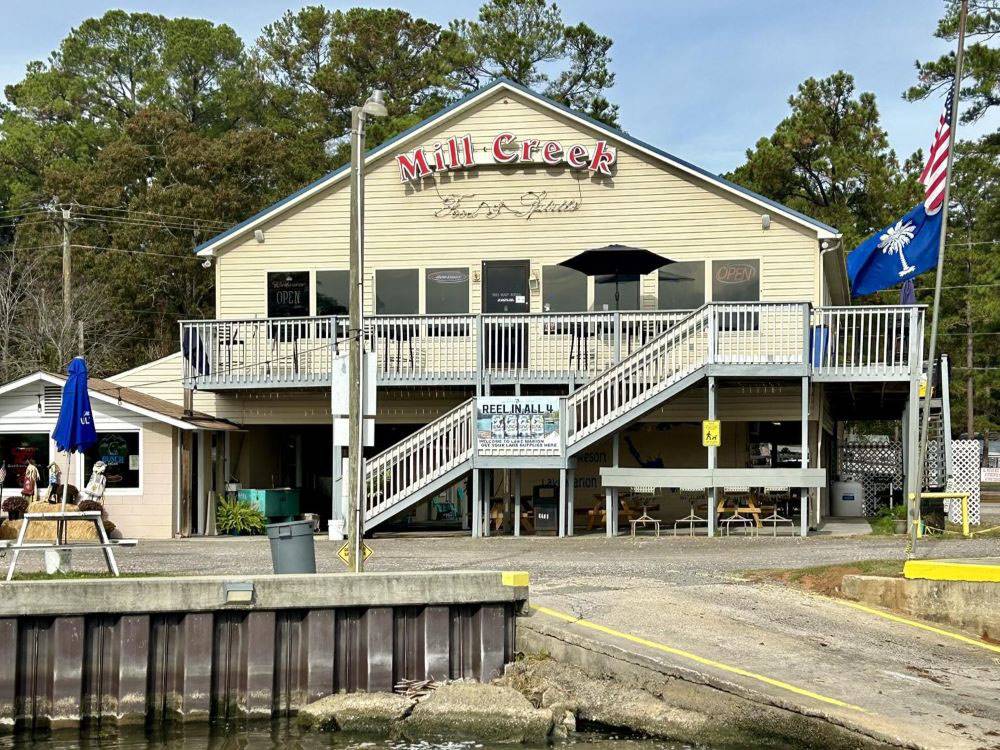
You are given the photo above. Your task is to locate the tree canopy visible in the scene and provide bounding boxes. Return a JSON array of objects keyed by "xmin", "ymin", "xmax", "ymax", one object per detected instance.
[
  {"xmin": 0, "ymin": 1, "xmax": 618, "ymax": 378},
  {"xmin": 726, "ymin": 72, "xmax": 920, "ymax": 250}
]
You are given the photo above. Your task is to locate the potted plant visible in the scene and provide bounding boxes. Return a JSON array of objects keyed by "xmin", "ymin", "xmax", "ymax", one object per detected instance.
[
  {"xmin": 2, "ymin": 495, "xmax": 29, "ymax": 521},
  {"xmin": 216, "ymin": 497, "xmax": 266, "ymax": 536}
]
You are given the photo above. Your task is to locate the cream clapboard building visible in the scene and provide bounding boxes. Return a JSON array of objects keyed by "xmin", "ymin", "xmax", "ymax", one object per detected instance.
[{"xmin": 1, "ymin": 79, "xmax": 929, "ymax": 539}]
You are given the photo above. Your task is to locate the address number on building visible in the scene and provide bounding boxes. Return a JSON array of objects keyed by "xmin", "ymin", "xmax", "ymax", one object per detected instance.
[{"xmin": 702, "ymin": 420, "xmax": 721, "ymax": 447}]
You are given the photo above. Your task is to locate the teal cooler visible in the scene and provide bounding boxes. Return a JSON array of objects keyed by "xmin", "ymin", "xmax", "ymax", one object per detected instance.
[{"xmin": 238, "ymin": 488, "xmax": 300, "ymax": 521}]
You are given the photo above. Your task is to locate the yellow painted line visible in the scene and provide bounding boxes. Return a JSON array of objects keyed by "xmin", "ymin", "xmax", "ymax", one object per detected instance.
[
  {"xmin": 502, "ymin": 571, "xmax": 530, "ymax": 587},
  {"xmin": 532, "ymin": 604, "xmax": 866, "ymax": 713},
  {"xmin": 904, "ymin": 559, "xmax": 1000, "ymax": 583},
  {"xmin": 824, "ymin": 597, "xmax": 1000, "ymax": 655}
]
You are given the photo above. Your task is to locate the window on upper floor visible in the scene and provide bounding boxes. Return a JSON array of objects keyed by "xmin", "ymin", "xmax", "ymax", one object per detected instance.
[
  {"xmin": 542, "ymin": 265, "xmax": 587, "ymax": 312},
  {"xmin": 376, "ymin": 269, "xmax": 419, "ymax": 315},
  {"xmin": 267, "ymin": 271, "xmax": 309, "ymax": 317},
  {"xmin": 658, "ymin": 261, "xmax": 705, "ymax": 310},
  {"xmin": 711, "ymin": 259, "xmax": 760, "ymax": 302},
  {"xmin": 316, "ymin": 270, "xmax": 349, "ymax": 316},
  {"xmin": 425, "ymin": 268, "xmax": 469, "ymax": 314}
]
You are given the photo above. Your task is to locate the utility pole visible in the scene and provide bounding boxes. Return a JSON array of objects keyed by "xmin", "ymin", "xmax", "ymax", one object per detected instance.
[
  {"xmin": 77, "ymin": 321, "xmax": 84, "ymax": 357},
  {"xmin": 345, "ymin": 90, "xmax": 386, "ymax": 574},
  {"xmin": 61, "ymin": 205, "xmax": 72, "ymax": 330},
  {"xmin": 346, "ymin": 104, "xmax": 365, "ymax": 574}
]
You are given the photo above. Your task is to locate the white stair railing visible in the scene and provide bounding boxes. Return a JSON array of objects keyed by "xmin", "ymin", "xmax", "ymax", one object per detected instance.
[
  {"xmin": 364, "ymin": 398, "xmax": 475, "ymax": 522},
  {"xmin": 567, "ymin": 307, "xmax": 713, "ymax": 445}
]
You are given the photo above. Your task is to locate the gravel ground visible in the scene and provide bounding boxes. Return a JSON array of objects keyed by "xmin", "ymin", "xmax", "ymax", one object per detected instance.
[
  {"xmin": 5, "ymin": 529, "xmax": 991, "ymax": 582},
  {"xmin": 5, "ymin": 533, "xmax": 999, "ymax": 748}
]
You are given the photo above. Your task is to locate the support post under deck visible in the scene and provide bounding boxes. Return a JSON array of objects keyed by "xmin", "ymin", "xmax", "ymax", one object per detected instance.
[
  {"xmin": 471, "ymin": 468, "xmax": 481, "ymax": 538},
  {"xmin": 558, "ymin": 468, "xmax": 567, "ymax": 538},
  {"xmin": 707, "ymin": 377, "xmax": 717, "ymax": 538},
  {"xmin": 800, "ymin": 376, "xmax": 809, "ymax": 538},
  {"xmin": 566, "ymin": 468, "xmax": 575, "ymax": 537},
  {"xmin": 514, "ymin": 470, "xmax": 522, "ymax": 537}
]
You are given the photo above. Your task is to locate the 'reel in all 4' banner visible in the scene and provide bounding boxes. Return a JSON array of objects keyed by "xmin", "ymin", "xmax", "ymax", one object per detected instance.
[{"xmin": 476, "ymin": 396, "xmax": 561, "ymax": 455}]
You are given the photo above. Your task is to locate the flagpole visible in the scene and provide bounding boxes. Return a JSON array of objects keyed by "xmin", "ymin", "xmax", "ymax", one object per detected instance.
[{"xmin": 913, "ymin": 0, "xmax": 968, "ymax": 553}]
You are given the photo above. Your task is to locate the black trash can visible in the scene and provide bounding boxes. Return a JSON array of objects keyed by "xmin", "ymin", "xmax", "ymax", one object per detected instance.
[{"xmin": 265, "ymin": 520, "xmax": 317, "ymax": 574}]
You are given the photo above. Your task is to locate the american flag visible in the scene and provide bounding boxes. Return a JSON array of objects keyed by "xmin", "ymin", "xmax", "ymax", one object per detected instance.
[{"xmin": 918, "ymin": 84, "xmax": 955, "ymax": 215}]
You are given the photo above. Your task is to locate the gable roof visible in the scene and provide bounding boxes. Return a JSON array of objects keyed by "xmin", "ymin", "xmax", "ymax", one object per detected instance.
[
  {"xmin": 0, "ymin": 372, "xmax": 237, "ymax": 431},
  {"xmin": 194, "ymin": 78, "xmax": 840, "ymax": 257}
]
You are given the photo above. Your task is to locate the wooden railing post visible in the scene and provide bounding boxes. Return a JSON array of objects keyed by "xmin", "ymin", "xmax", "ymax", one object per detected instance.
[
  {"xmin": 707, "ymin": 304, "xmax": 717, "ymax": 365},
  {"xmin": 803, "ymin": 302, "xmax": 812, "ymax": 369}
]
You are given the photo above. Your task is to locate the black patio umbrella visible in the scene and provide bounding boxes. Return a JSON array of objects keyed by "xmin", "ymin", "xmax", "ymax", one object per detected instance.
[{"xmin": 559, "ymin": 244, "xmax": 674, "ymax": 309}]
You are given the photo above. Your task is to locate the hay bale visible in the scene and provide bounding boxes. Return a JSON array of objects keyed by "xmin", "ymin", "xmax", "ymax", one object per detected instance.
[{"xmin": 0, "ymin": 502, "xmax": 101, "ymax": 541}]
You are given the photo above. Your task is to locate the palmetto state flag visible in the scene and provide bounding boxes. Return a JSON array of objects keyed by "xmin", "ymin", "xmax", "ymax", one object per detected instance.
[
  {"xmin": 847, "ymin": 203, "xmax": 943, "ymax": 297},
  {"xmin": 847, "ymin": 85, "xmax": 954, "ymax": 297}
]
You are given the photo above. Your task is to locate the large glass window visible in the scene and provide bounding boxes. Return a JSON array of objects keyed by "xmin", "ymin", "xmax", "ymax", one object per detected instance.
[
  {"xmin": 425, "ymin": 268, "xmax": 469, "ymax": 314},
  {"xmin": 542, "ymin": 265, "xmax": 587, "ymax": 312},
  {"xmin": 316, "ymin": 270, "xmax": 349, "ymax": 316},
  {"xmin": 658, "ymin": 261, "xmax": 705, "ymax": 310},
  {"xmin": 712, "ymin": 259, "xmax": 760, "ymax": 302},
  {"xmin": 84, "ymin": 432, "xmax": 140, "ymax": 490},
  {"xmin": 267, "ymin": 271, "xmax": 309, "ymax": 317},
  {"xmin": 594, "ymin": 274, "xmax": 639, "ymax": 311},
  {"xmin": 0, "ymin": 434, "xmax": 50, "ymax": 490},
  {"xmin": 376, "ymin": 269, "xmax": 419, "ymax": 314}
]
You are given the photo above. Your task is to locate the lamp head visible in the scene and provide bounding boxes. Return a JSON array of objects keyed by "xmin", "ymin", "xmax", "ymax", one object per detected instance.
[{"xmin": 362, "ymin": 89, "xmax": 388, "ymax": 118}]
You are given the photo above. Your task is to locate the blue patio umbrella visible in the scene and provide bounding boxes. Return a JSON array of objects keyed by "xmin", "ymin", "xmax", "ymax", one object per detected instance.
[{"xmin": 52, "ymin": 357, "xmax": 98, "ymax": 511}]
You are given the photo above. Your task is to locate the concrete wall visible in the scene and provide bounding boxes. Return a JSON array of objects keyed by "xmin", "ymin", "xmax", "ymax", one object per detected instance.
[
  {"xmin": 841, "ymin": 574, "xmax": 999, "ymax": 642},
  {"xmin": 0, "ymin": 571, "xmax": 528, "ymax": 731}
]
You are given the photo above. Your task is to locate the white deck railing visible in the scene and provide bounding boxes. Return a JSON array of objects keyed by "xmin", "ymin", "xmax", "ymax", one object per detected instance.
[
  {"xmin": 364, "ymin": 398, "xmax": 475, "ymax": 523},
  {"xmin": 812, "ymin": 306, "xmax": 923, "ymax": 378},
  {"xmin": 180, "ymin": 310, "xmax": 691, "ymax": 388},
  {"xmin": 180, "ymin": 304, "xmax": 924, "ymax": 388}
]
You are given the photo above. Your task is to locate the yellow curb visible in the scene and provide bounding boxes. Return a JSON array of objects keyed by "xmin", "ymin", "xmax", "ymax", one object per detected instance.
[
  {"xmin": 502, "ymin": 571, "xmax": 530, "ymax": 587},
  {"xmin": 903, "ymin": 559, "xmax": 1000, "ymax": 584},
  {"xmin": 532, "ymin": 604, "xmax": 867, "ymax": 713}
]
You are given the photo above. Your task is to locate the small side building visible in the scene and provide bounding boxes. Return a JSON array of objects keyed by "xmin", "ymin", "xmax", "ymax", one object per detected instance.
[{"xmin": 0, "ymin": 372, "xmax": 236, "ymax": 539}]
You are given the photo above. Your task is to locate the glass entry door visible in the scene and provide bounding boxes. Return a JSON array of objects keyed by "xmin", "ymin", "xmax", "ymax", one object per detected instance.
[
  {"xmin": 482, "ymin": 260, "xmax": 529, "ymax": 371},
  {"xmin": 482, "ymin": 260, "xmax": 530, "ymax": 313}
]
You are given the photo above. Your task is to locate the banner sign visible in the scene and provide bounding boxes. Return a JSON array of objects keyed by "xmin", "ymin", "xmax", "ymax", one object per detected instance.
[
  {"xmin": 396, "ymin": 133, "xmax": 616, "ymax": 183},
  {"xmin": 476, "ymin": 396, "xmax": 561, "ymax": 455}
]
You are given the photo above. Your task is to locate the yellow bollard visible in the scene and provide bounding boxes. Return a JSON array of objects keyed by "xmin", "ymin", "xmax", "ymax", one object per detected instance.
[{"xmin": 961, "ymin": 494, "xmax": 970, "ymax": 538}]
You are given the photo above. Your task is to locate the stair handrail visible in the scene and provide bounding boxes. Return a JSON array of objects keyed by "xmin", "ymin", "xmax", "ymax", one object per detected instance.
[
  {"xmin": 364, "ymin": 397, "xmax": 476, "ymax": 518},
  {"xmin": 567, "ymin": 305, "xmax": 714, "ymax": 442}
]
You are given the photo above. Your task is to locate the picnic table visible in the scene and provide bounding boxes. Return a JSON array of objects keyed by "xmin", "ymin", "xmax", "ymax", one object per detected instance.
[{"xmin": 4, "ymin": 511, "xmax": 136, "ymax": 581}]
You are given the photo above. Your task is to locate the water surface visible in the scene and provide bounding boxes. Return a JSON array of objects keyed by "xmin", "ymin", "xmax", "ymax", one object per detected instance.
[{"xmin": 0, "ymin": 722, "xmax": 690, "ymax": 750}]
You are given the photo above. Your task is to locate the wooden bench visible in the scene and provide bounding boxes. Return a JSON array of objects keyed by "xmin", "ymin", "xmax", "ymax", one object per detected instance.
[{"xmin": 4, "ymin": 511, "xmax": 137, "ymax": 581}]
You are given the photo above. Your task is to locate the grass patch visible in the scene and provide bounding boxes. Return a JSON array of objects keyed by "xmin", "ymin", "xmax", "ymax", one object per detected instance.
[
  {"xmin": 744, "ymin": 559, "xmax": 904, "ymax": 598},
  {"xmin": 6, "ymin": 571, "xmax": 168, "ymax": 581}
]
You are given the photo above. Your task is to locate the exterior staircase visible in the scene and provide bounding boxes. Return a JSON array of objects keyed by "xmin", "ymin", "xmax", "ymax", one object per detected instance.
[{"xmin": 360, "ymin": 303, "xmax": 811, "ymax": 530}]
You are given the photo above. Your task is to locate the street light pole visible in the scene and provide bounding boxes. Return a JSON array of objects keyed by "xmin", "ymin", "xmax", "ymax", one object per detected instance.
[{"xmin": 346, "ymin": 90, "xmax": 387, "ymax": 574}]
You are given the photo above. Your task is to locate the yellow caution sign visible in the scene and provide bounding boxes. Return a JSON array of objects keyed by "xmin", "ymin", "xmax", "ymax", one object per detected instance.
[
  {"xmin": 702, "ymin": 419, "xmax": 721, "ymax": 447},
  {"xmin": 918, "ymin": 374, "xmax": 929, "ymax": 398},
  {"xmin": 338, "ymin": 542, "xmax": 373, "ymax": 566}
]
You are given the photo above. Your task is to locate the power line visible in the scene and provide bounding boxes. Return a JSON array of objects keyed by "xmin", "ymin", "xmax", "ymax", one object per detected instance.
[{"xmin": 73, "ymin": 203, "xmax": 230, "ymax": 227}]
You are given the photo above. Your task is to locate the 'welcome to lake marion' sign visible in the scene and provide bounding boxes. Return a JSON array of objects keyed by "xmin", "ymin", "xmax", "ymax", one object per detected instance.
[{"xmin": 395, "ymin": 133, "xmax": 617, "ymax": 184}]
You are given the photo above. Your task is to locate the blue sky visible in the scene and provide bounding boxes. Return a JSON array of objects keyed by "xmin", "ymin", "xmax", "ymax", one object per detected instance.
[{"xmin": 2, "ymin": 1, "xmax": 993, "ymax": 174}]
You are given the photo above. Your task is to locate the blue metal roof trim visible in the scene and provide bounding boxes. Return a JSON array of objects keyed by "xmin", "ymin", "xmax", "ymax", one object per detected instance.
[{"xmin": 194, "ymin": 77, "xmax": 837, "ymax": 254}]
